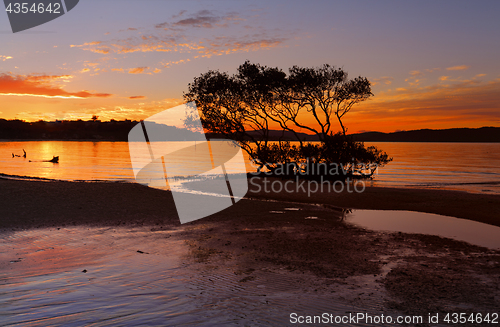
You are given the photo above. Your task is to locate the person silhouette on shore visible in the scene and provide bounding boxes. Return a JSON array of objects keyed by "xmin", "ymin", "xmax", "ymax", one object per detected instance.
[{"xmin": 23, "ymin": 149, "xmax": 26, "ymax": 158}]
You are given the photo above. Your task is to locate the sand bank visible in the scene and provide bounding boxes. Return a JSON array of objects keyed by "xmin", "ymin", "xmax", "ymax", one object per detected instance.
[{"xmin": 1, "ymin": 177, "xmax": 499, "ymax": 229}]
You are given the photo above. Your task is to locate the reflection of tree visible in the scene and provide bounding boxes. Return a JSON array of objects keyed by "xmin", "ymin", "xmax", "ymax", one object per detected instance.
[{"xmin": 184, "ymin": 61, "xmax": 391, "ymax": 175}]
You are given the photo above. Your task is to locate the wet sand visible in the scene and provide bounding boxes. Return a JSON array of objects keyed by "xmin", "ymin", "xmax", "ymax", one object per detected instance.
[
  {"xmin": 1, "ymin": 177, "xmax": 499, "ymax": 229},
  {"xmin": 1, "ymin": 178, "xmax": 499, "ymax": 325}
]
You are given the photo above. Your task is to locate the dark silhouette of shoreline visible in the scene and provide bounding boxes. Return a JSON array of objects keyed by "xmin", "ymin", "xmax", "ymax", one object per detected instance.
[
  {"xmin": 351, "ymin": 127, "xmax": 500, "ymax": 143},
  {"xmin": 0, "ymin": 119, "xmax": 498, "ymax": 142},
  {"xmin": 0, "ymin": 119, "xmax": 202, "ymax": 141},
  {"xmin": 248, "ymin": 127, "xmax": 500, "ymax": 142}
]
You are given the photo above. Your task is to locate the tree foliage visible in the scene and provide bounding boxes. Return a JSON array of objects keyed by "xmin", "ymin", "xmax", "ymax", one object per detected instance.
[{"xmin": 184, "ymin": 61, "xmax": 391, "ymax": 176}]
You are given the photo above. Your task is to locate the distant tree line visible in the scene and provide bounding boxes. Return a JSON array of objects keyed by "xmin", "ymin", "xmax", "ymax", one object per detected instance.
[
  {"xmin": 0, "ymin": 119, "xmax": 138, "ymax": 141},
  {"xmin": 0, "ymin": 119, "xmax": 209, "ymax": 141}
]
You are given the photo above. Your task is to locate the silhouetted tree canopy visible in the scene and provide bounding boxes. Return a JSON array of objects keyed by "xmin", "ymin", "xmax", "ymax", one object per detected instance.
[{"xmin": 184, "ymin": 61, "xmax": 391, "ymax": 177}]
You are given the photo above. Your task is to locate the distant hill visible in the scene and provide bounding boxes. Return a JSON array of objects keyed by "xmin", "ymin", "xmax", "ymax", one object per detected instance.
[
  {"xmin": 350, "ymin": 127, "xmax": 500, "ymax": 142},
  {"xmin": 247, "ymin": 127, "xmax": 500, "ymax": 142}
]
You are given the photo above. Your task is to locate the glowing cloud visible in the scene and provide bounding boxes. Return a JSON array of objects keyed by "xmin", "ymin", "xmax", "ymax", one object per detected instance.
[
  {"xmin": 69, "ymin": 9, "xmax": 288, "ymax": 59},
  {"xmin": 128, "ymin": 67, "xmax": 148, "ymax": 74},
  {"xmin": 370, "ymin": 76, "xmax": 393, "ymax": 86},
  {"xmin": 161, "ymin": 59, "xmax": 190, "ymax": 68},
  {"xmin": 1, "ymin": 55, "xmax": 13, "ymax": 61},
  {"xmin": 447, "ymin": 65, "xmax": 470, "ymax": 71},
  {"xmin": 110, "ymin": 67, "xmax": 161, "ymax": 74},
  {"xmin": 0, "ymin": 73, "xmax": 112, "ymax": 99}
]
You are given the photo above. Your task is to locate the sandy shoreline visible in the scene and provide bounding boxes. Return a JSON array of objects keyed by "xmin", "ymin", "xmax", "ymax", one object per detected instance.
[
  {"xmin": 1, "ymin": 177, "xmax": 499, "ymax": 229},
  {"xmin": 1, "ymin": 177, "xmax": 499, "ymax": 325}
]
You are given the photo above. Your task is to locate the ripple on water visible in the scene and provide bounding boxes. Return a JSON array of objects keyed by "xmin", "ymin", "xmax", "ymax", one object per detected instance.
[{"xmin": 1, "ymin": 227, "xmax": 396, "ymax": 326}]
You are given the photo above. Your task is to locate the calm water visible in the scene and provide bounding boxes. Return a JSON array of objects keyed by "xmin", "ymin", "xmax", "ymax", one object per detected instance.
[
  {"xmin": 365, "ymin": 142, "xmax": 500, "ymax": 194},
  {"xmin": 1, "ymin": 141, "xmax": 499, "ymax": 194},
  {"xmin": 0, "ymin": 141, "xmax": 134, "ymax": 182},
  {"xmin": 347, "ymin": 210, "xmax": 500, "ymax": 249}
]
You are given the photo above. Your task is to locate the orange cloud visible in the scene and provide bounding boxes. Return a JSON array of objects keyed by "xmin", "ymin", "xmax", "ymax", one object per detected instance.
[
  {"xmin": 196, "ymin": 37, "xmax": 286, "ymax": 58},
  {"xmin": 1, "ymin": 55, "xmax": 13, "ymax": 61},
  {"xmin": 128, "ymin": 67, "xmax": 148, "ymax": 74},
  {"xmin": 0, "ymin": 73, "xmax": 112, "ymax": 99},
  {"xmin": 446, "ymin": 65, "xmax": 469, "ymax": 71},
  {"xmin": 128, "ymin": 95, "xmax": 146, "ymax": 99},
  {"xmin": 72, "ymin": 34, "xmax": 286, "ymax": 56},
  {"xmin": 370, "ymin": 76, "xmax": 393, "ymax": 86},
  {"xmin": 24, "ymin": 74, "xmax": 73, "ymax": 82},
  {"xmin": 69, "ymin": 10, "xmax": 288, "ymax": 57},
  {"xmin": 161, "ymin": 59, "xmax": 190, "ymax": 68},
  {"xmin": 110, "ymin": 67, "xmax": 161, "ymax": 74},
  {"xmin": 71, "ymin": 41, "xmax": 101, "ymax": 46}
]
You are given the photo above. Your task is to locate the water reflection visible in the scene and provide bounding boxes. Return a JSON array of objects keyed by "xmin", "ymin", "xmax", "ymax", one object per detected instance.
[
  {"xmin": 0, "ymin": 141, "xmax": 136, "ymax": 182},
  {"xmin": 346, "ymin": 209, "xmax": 500, "ymax": 249},
  {"xmin": 0, "ymin": 227, "xmax": 388, "ymax": 326},
  {"xmin": 365, "ymin": 142, "xmax": 500, "ymax": 194},
  {"xmin": 1, "ymin": 141, "xmax": 500, "ymax": 194}
]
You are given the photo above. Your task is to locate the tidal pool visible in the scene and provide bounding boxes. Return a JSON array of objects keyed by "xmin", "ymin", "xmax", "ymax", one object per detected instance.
[{"xmin": 346, "ymin": 210, "xmax": 500, "ymax": 250}]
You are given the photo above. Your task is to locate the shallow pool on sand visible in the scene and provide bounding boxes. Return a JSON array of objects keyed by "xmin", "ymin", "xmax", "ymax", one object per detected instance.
[{"xmin": 346, "ymin": 210, "xmax": 500, "ymax": 250}]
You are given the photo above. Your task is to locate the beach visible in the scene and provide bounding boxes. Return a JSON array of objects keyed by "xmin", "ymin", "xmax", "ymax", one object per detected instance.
[
  {"xmin": 1, "ymin": 177, "xmax": 499, "ymax": 229},
  {"xmin": 1, "ymin": 177, "xmax": 499, "ymax": 325}
]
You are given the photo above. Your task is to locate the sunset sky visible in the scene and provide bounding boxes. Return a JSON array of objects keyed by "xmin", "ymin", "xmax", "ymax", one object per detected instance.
[{"xmin": 1, "ymin": 0, "xmax": 499, "ymax": 133}]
